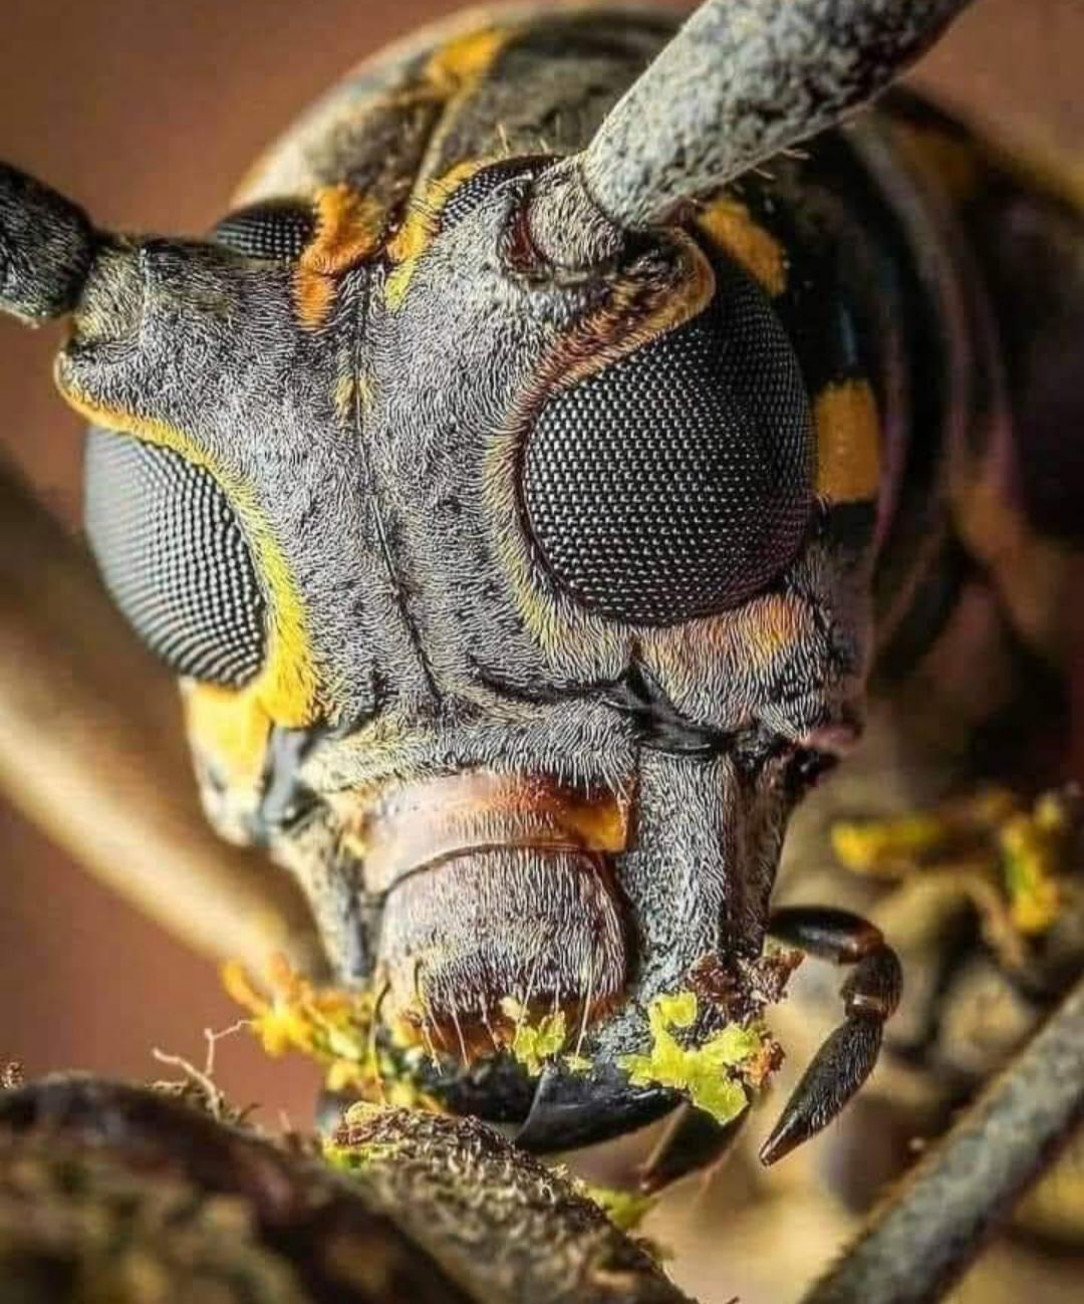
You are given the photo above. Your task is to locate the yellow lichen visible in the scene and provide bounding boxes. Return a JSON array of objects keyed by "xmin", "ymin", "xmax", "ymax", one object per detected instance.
[
  {"xmin": 321, "ymin": 1104, "xmax": 407, "ymax": 1170},
  {"xmin": 831, "ymin": 811, "xmax": 954, "ymax": 875},
  {"xmin": 998, "ymin": 794, "xmax": 1069, "ymax": 935},
  {"xmin": 222, "ymin": 956, "xmax": 439, "ymax": 1111},
  {"xmin": 578, "ymin": 1182, "xmax": 657, "ymax": 1234},
  {"xmin": 831, "ymin": 787, "xmax": 1074, "ymax": 943},
  {"xmin": 618, "ymin": 993, "xmax": 775, "ymax": 1126},
  {"xmin": 322, "ymin": 1135, "xmax": 405, "ymax": 1171},
  {"xmin": 499, "ymin": 999, "xmax": 570, "ymax": 1076},
  {"xmin": 563, "ymin": 1053, "xmax": 594, "ymax": 1074}
]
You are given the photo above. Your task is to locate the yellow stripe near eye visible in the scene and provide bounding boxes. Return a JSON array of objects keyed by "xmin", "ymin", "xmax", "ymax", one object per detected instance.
[
  {"xmin": 59, "ymin": 386, "xmax": 321, "ymax": 768},
  {"xmin": 384, "ymin": 159, "xmax": 491, "ymax": 310},
  {"xmin": 383, "ymin": 26, "xmax": 513, "ymax": 311}
]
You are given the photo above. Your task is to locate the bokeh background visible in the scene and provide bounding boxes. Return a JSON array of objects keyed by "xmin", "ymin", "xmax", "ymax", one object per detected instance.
[{"xmin": 2, "ymin": 2, "xmax": 1083, "ymax": 1300}]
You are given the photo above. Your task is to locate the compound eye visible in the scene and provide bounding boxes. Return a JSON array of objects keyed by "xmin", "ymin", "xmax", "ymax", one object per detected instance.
[
  {"xmin": 438, "ymin": 158, "xmax": 552, "ymax": 234},
  {"xmin": 211, "ymin": 200, "xmax": 315, "ymax": 261},
  {"xmin": 84, "ymin": 429, "xmax": 266, "ymax": 687},
  {"xmin": 522, "ymin": 256, "xmax": 815, "ymax": 625}
]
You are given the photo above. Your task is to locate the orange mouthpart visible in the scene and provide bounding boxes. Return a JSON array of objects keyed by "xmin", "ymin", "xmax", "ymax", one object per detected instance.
[
  {"xmin": 333, "ymin": 770, "xmax": 630, "ymax": 894},
  {"xmin": 331, "ymin": 772, "xmax": 633, "ymax": 1058}
]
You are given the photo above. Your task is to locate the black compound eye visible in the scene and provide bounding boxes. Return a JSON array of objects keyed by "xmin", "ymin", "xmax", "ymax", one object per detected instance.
[
  {"xmin": 211, "ymin": 200, "xmax": 315, "ymax": 261},
  {"xmin": 84, "ymin": 428, "xmax": 266, "ymax": 687},
  {"xmin": 438, "ymin": 157, "xmax": 553, "ymax": 234},
  {"xmin": 522, "ymin": 255, "xmax": 815, "ymax": 625}
]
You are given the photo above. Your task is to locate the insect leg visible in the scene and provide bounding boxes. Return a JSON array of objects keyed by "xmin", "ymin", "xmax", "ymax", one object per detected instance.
[
  {"xmin": 638, "ymin": 1103, "xmax": 749, "ymax": 1194},
  {"xmin": 759, "ymin": 906, "xmax": 902, "ymax": 1166}
]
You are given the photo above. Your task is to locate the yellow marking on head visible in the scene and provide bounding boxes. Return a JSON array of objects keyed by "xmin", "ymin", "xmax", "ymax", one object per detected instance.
[
  {"xmin": 382, "ymin": 26, "xmax": 512, "ymax": 309},
  {"xmin": 641, "ymin": 590, "xmax": 816, "ymax": 709},
  {"xmin": 183, "ymin": 679, "xmax": 272, "ymax": 792},
  {"xmin": 294, "ymin": 185, "xmax": 386, "ymax": 329},
  {"xmin": 814, "ymin": 380, "xmax": 881, "ymax": 503},
  {"xmin": 58, "ymin": 385, "xmax": 321, "ymax": 791},
  {"xmin": 424, "ymin": 26, "xmax": 507, "ymax": 89},
  {"xmin": 384, "ymin": 159, "xmax": 491, "ymax": 309},
  {"xmin": 696, "ymin": 197, "xmax": 787, "ymax": 297},
  {"xmin": 334, "ymin": 372, "xmax": 357, "ymax": 420},
  {"xmin": 732, "ymin": 593, "xmax": 808, "ymax": 670},
  {"xmin": 305, "ymin": 186, "xmax": 385, "ymax": 275}
]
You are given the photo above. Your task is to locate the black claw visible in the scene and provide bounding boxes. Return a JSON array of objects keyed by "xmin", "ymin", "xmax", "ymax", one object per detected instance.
[
  {"xmin": 639, "ymin": 1103, "xmax": 749, "ymax": 1193},
  {"xmin": 759, "ymin": 1015, "xmax": 883, "ymax": 1166},
  {"xmin": 764, "ymin": 906, "xmax": 901, "ymax": 1165},
  {"xmin": 516, "ymin": 1062, "xmax": 678, "ymax": 1154}
]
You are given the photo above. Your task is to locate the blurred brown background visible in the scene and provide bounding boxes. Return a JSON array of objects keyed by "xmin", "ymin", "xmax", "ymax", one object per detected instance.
[{"xmin": 1, "ymin": 1, "xmax": 1083, "ymax": 1299}]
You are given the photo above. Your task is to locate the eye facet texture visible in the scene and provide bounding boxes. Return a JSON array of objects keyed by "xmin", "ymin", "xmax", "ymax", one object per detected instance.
[
  {"xmin": 523, "ymin": 257, "xmax": 815, "ymax": 625},
  {"xmin": 438, "ymin": 158, "xmax": 549, "ymax": 233},
  {"xmin": 212, "ymin": 200, "xmax": 315, "ymax": 261},
  {"xmin": 84, "ymin": 429, "xmax": 266, "ymax": 686}
]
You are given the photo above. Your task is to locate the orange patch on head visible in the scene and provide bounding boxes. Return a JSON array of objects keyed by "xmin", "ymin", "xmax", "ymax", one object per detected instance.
[
  {"xmin": 814, "ymin": 380, "xmax": 882, "ymax": 503},
  {"xmin": 642, "ymin": 591, "xmax": 812, "ymax": 704},
  {"xmin": 294, "ymin": 185, "xmax": 385, "ymax": 328},
  {"xmin": 380, "ymin": 26, "xmax": 512, "ymax": 311},
  {"xmin": 336, "ymin": 770, "xmax": 629, "ymax": 896},
  {"xmin": 547, "ymin": 231, "xmax": 717, "ymax": 395},
  {"xmin": 735, "ymin": 593, "xmax": 808, "ymax": 669},
  {"xmin": 696, "ymin": 197, "xmax": 787, "ymax": 297}
]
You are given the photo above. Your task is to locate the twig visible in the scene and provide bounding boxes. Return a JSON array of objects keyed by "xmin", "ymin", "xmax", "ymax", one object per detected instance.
[
  {"xmin": 0, "ymin": 460, "xmax": 325, "ymax": 980},
  {"xmin": 802, "ymin": 973, "xmax": 1084, "ymax": 1304},
  {"xmin": 151, "ymin": 1047, "xmax": 227, "ymax": 1119}
]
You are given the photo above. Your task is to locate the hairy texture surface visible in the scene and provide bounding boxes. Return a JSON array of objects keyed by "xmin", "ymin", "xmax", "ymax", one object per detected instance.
[
  {"xmin": 0, "ymin": 1077, "xmax": 690, "ymax": 1304},
  {"xmin": 576, "ymin": 0, "xmax": 975, "ymax": 229},
  {"xmin": 0, "ymin": 162, "xmax": 94, "ymax": 320},
  {"xmin": 332, "ymin": 1104, "xmax": 685, "ymax": 1304},
  {"xmin": 5, "ymin": 0, "xmax": 1076, "ymax": 1158},
  {"xmin": 380, "ymin": 845, "xmax": 627, "ymax": 1045}
]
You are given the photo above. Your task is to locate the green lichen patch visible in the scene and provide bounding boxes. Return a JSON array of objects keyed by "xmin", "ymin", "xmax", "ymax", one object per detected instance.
[
  {"xmin": 498, "ymin": 999, "xmax": 596, "ymax": 1078},
  {"xmin": 619, "ymin": 992, "xmax": 778, "ymax": 1126}
]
